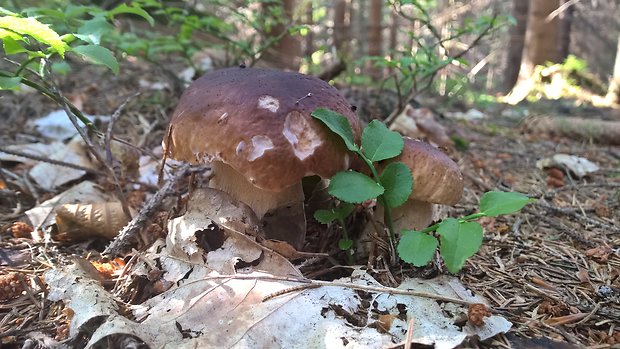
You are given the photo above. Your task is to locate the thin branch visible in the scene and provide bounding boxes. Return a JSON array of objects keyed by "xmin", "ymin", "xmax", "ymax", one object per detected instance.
[
  {"xmin": 383, "ymin": 15, "xmax": 499, "ymax": 125},
  {"xmin": 547, "ymin": 0, "xmax": 581, "ymax": 22},
  {"xmin": 104, "ymin": 164, "xmax": 210, "ymax": 257},
  {"xmin": 0, "ymin": 146, "xmax": 105, "ymax": 176}
]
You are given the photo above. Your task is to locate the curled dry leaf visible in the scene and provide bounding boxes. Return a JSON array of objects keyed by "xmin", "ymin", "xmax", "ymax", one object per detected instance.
[
  {"xmin": 9, "ymin": 221, "xmax": 34, "ymax": 239},
  {"xmin": 90, "ymin": 258, "xmax": 126, "ymax": 280},
  {"xmin": 585, "ymin": 246, "xmax": 613, "ymax": 263},
  {"xmin": 186, "ymin": 187, "xmax": 264, "ymax": 238},
  {"xmin": 468, "ymin": 303, "xmax": 492, "ymax": 327},
  {"xmin": 545, "ymin": 167, "xmax": 565, "ymax": 188},
  {"xmin": 55, "ymin": 202, "xmax": 132, "ymax": 241},
  {"xmin": 375, "ymin": 314, "xmax": 398, "ymax": 333},
  {"xmin": 0, "ymin": 272, "xmax": 24, "ymax": 301},
  {"xmin": 538, "ymin": 300, "xmax": 570, "ymax": 317},
  {"xmin": 594, "ymin": 203, "xmax": 610, "ymax": 218}
]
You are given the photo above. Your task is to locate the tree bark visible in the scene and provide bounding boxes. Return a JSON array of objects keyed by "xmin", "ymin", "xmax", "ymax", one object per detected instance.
[
  {"xmin": 304, "ymin": 1, "xmax": 314, "ymax": 57},
  {"xmin": 333, "ymin": 0, "xmax": 351, "ymax": 55},
  {"xmin": 505, "ymin": 0, "xmax": 561, "ymax": 104},
  {"xmin": 368, "ymin": 0, "xmax": 384, "ymax": 78},
  {"xmin": 261, "ymin": 0, "xmax": 301, "ymax": 70},
  {"xmin": 606, "ymin": 34, "xmax": 620, "ymax": 105},
  {"xmin": 389, "ymin": 8, "xmax": 399, "ymax": 55},
  {"xmin": 503, "ymin": 0, "xmax": 529, "ymax": 92},
  {"xmin": 557, "ymin": 0, "xmax": 575, "ymax": 61}
]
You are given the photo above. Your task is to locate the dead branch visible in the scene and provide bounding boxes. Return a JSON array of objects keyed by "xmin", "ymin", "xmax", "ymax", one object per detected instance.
[{"xmin": 103, "ymin": 164, "xmax": 210, "ymax": 257}]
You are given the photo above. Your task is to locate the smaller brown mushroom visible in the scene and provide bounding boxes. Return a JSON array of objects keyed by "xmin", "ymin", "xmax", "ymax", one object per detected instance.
[
  {"xmin": 392, "ymin": 137, "xmax": 464, "ymax": 231},
  {"xmin": 377, "ymin": 137, "xmax": 464, "ymax": 232}
]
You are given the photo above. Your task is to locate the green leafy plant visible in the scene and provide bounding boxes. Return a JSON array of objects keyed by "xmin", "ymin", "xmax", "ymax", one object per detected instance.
[
  {"xmin": 0, "ymin": 3, "xmax": 154, "ymax": 83},
  {"xmin": 109, "ymin": 0, "xmax": 304, "ymax": 75},
  {"xmin": 0, "ymin": 3, "xmax": 155, "ymax": 127},
  {"xmin": 314, "ymin": 202, "xmax": 355, "ymax": 263},
  {"xmin": 312, "ymin": 108, "xmax": 412, "ymax": 241},
  {"xmin": 350, "ymin": 1, "xmax": 512, "ymax": 124},
  {"xmin": 312, "ymin": 108, "xmax": 534, "ymax": 272}
]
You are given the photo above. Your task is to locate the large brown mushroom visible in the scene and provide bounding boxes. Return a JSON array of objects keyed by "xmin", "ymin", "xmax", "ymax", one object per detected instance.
[
  {"xmin": 381, "ymin": 137, "xmax": 464, "ymax": 232},
  {"xmin": 164, "ymin": 67, "xmax": 361, "ymax": 248}
]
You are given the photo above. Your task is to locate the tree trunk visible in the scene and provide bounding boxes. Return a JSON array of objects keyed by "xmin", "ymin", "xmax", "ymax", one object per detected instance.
[
  {"xmin": 557, "ymin": 0, "xmax": 575, "ymax": 61},
  {"xmin": 503, "ymin": 0, "xmax": 529, "ymax": 92},
  {"xmin": 304, "ymin": 1, "xmax": 314, "ymax": 57},
  {"xmin": 505, "ymin": 0, "xmax": 561, "ymax": 104},
  {"xmin": 389, "ymin": 8, "xmax": 398, "ymax": 55},
  {"xmin": 261, "ymin": 0, "xmax": 301, "ymax": 70},
  {"xmin": 333, "ymin": 0, "xmax": 351, "ymax": 56},
  {"xmin": 606, "ymin": 34, "xmax": 620, "ymax": 105},
  {"xmin": 368, "ymin": 0, "xmax": 383, "ymax": 78}
]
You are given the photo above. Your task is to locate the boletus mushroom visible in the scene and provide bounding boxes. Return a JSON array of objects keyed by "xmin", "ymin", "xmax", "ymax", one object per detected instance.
[
  {"xmin": 164, "ymin": 67, "xmax": 361, "ymax": 249},
  {"xmin": 381, "ymin": 137, "xmax": 464, "ymax": 232}
]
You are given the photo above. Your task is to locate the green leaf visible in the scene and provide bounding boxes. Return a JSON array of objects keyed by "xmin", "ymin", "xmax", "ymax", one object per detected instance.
[
  {"xmin": 328, "ymin": 171, "xmax": 384, "ymax": 203},
  {"xmin": 397, "ymin": 231, "xmax": 438, "ymax": 267},
  {"xmin": 479, "ymin": 191, "xmax": 533, "ymax": 217},
  {"xmin": 1, "ymin": 35, "xmax": 27, "ymax": 54},
  {"xmin": 51, "ymin": 61, "xmax": 71, "ymax": 75},
  {"xmin": 71, "ymin": 44, "xmax": 119, "ymax": 74},
  {"xmin": 314, "ymin": 203, "xmax": 355, "ymax": 224},
  {"xmin": 75, "ymin": 17, "xmax": 114, "ymax": 45},
  {"xmin": 0, "ymin": 76, "xmax": 21, "ymax": 90},
  {"xmin": 334, "ymin": 202, "xmax": 355, "ymax": 220},
  {"xmin": 361, "ymin": 120, "xmax": 404, "ymax": 161},
  {"xmin": 108, "ymin": 3, "xmax": 155, "ymax": 26},
  {"xmin": 311, "ymin": 108, "xmax": 359, "ymax": 152},
  {"xmin": 314, "ymin": 209, "xmax": 337, "ymax": 224},
  {"xmin": 0, "ymin": 7, "xmax": 17, "ymax": 16},
  {"xmin": 0, "ymin": 16, "xmax": 66, "ymax": 56},
  {"xmin": 437, "ymin": 218, "xmax": 483, "ymax": 273},
  {"xmin": 379, "ymin": 162, "xmax": 413, "ymax": 208},
  {"xmin": 338, "ymin": 239, "xmax": 353, "ymax": 251}
]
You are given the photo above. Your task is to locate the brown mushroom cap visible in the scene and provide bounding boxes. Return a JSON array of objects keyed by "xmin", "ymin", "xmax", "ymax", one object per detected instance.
[
  {"xmin": 387, "ymin": 137, "xmax": 464, "ymax": 205},
  {"xmin": 166, "ymin": 67, "xmax": 361, "ymax": 191}
]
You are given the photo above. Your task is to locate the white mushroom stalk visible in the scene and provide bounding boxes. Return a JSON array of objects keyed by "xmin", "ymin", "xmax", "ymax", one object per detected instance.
[{"xmin": 209, "ymin": 162, "xmax": 304, "ymax": 220}]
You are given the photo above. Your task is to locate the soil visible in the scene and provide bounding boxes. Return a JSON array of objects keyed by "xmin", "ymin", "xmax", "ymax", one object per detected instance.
[{"xmin": 0, "ymin": 60, "xmax": 619, "ymax": 348}]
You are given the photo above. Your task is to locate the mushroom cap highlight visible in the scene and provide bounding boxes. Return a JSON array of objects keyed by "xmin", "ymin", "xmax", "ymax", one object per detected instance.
[
  {"xmin": 166, "ymin": 67, "xmax": 361, "ymax": 191},
  {"xmin": 388, "ymin": 138, "xmax": 464, "ymax": 205}
]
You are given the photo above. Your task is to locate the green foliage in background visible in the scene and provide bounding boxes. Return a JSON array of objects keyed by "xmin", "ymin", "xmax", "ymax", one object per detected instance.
[
  {"xmin": 0, "ymin": 2, "xmax": 154, "ymax": 86},
  {"xmin": 348, "ymin": 1, "xmax": 511, "ymax": 115}
]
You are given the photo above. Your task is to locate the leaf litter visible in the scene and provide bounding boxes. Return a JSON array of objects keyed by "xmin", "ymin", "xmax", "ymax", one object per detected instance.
[{"xmin": 45, "ymin": 187, "xmax": 511, "ymax": 348}]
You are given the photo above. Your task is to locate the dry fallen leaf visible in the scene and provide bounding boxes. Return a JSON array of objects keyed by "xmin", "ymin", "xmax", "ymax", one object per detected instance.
[
  {"xmin": 585, "ymin": 246, "xmax": 613, "ymax": 263},
  {"xmin": 468, "ymin": 303, "xmax": 491, "ymax": 327},
  {"xmin": 55, "ymin": 202, "xmax": 131, "ymax": 240},
  {"xmin": 9, "ymin": 221, "xmax": 34, "ymax": 239}
]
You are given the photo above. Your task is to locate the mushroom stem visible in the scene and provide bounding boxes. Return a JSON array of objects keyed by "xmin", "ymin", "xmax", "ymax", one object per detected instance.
[
  {"xmin": 209, "ymin": 162, "xmax": 304, "ymax": 219},
  {"xmin": 210, "ymin": 161, "xmax": 307, "ymax": 248},
  {"xmin": 377, "ymin": 199, "xmax": 434, "ymax": 233}
]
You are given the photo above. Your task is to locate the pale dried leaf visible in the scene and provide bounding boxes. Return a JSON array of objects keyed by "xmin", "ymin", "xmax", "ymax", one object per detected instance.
[
  {"xmin": 55, "ymin": 202, "xmax": 131, "ymax": 240},
  {"xmin": 25, "ymin": 181, "xmax": 111, "ymax": 231}
]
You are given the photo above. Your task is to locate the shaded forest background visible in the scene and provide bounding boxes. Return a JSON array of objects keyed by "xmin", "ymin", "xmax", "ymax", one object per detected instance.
[{"xmin": 156, "ymin": 0, "xmax": 620, "ymax": 109}]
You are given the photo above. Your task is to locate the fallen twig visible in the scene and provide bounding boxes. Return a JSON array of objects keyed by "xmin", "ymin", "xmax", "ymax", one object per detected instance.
[
  {"xmin": 198, "ymin": 274, "xmax": 478, "ymax": 307},
  {"xmin": 104, "ymin": 164, "xmax": 210, "ymax": 257},
  {"xmin": 0, "ymin": 146, "xmax": 104, "ymax": 176}
]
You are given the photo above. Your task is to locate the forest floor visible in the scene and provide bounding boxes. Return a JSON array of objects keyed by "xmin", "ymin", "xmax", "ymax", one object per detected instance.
[{"xmin": 0, "ymin": 61, "xmax": 619, "ymax": 348}]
